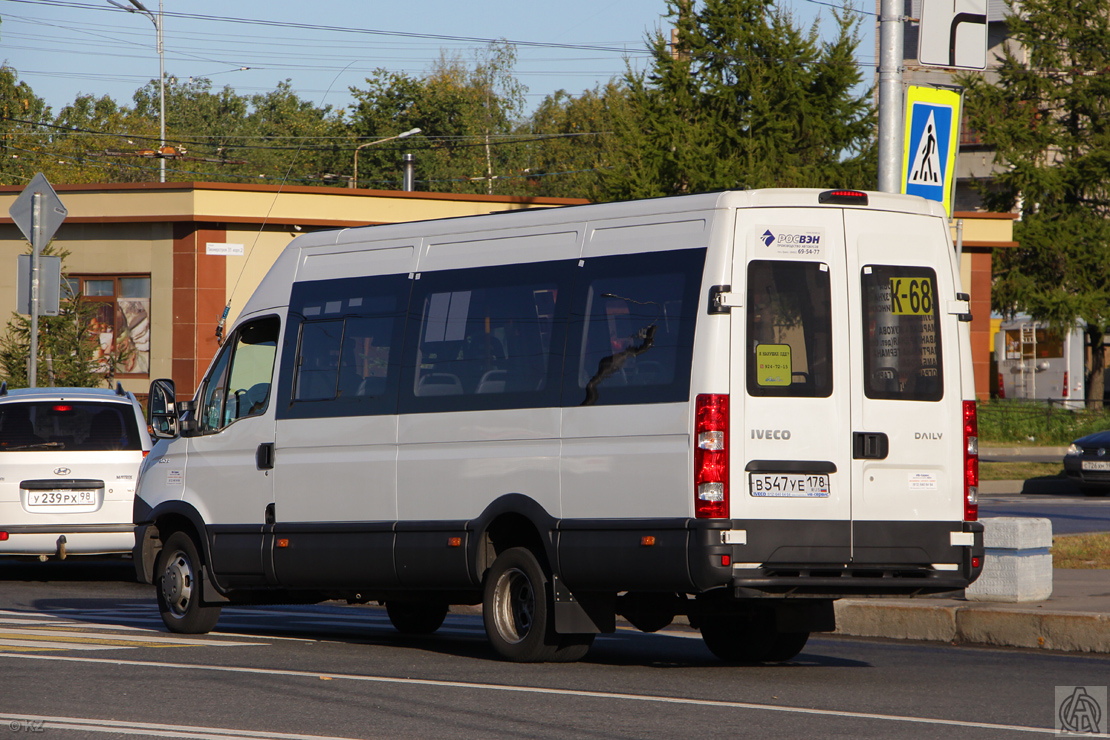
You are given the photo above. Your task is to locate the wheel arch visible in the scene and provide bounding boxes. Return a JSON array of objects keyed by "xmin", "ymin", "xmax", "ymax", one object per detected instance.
[
  {"xmin": 137, "ymin": 501, "xmax": 211, "ymax": 586},
  {"xmin": 469, "ymin": 493, "xmax": 558, "ymax": 584}
]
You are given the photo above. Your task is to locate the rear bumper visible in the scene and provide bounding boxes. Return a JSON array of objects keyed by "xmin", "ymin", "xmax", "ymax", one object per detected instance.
[
  {"xmin": 721, "ymin": 519, "xmax": 985, "ymax": 596},
  {"xmin": 557, "ymin": 517, "xmax": 984, "ymax": 598},
  {"xmin": 0, "ymin": 524, "xmax": 135, "ymax": 556}
]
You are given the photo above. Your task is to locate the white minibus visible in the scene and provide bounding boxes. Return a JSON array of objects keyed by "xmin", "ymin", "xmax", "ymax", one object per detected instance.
[{"xmin": 134, "ymin": 188, "xmax": 984, "ymax": 662}]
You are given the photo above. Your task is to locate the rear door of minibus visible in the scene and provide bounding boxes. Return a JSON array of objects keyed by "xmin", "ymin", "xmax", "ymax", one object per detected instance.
[
  {"xmin": 731, "ymin": 206, "xmax": 854, "ymax": 565},
  {"xmin": 844, "ymin": 207, "xmax": 966, "ymax": 565}
]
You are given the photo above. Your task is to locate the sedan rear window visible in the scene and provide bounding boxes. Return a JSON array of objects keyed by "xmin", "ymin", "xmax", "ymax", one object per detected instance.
[{"xmin": 0, "ymin": 402, "xmax": 142, "ymax": 452}]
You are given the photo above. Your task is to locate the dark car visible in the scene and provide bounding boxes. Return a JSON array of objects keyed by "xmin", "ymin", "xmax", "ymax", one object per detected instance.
[{"xmin": 1063, "ymin": 431, "xmax": 1110, "ymax": 495}]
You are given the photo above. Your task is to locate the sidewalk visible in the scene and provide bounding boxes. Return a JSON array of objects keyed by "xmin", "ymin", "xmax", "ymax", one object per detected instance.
[
  {"xmin": 834, "ymin": 447, "xmax": 1110, "ymax": 653},
  {"xmin": 980, "ymin": 445, "xmax": 1068, "ymax": 463},
  {"xmin": 834, "ymin": 569, "xmax": 1110, "ymax": 653}
]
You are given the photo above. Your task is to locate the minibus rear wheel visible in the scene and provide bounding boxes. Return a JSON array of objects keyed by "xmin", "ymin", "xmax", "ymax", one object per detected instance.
[
  {"xmin": 156, "ymin": 531, "xmax": 222, "ymax": 634},
  {"xmin": 483, "ymin": 546, "xmax": 592, "ymax": 662},
  {"xmin": 699, "ymin": 614, "xmax": 809, "ymax": 663}
]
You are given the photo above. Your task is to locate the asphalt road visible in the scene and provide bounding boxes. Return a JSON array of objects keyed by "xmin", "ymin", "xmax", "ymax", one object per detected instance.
[
  {"xmin": 0, "ymin": 563, "xmax": 1107, "ymax": 739},
  {"xmin": 979, "ymin": 490, "xmax": 1110, "ymax": 534}
]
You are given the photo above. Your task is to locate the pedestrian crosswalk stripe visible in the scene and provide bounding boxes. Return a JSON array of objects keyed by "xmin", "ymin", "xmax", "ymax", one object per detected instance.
[{"xmin": 0, "ymin": 612, "xmax": 265, "ymax": 653}]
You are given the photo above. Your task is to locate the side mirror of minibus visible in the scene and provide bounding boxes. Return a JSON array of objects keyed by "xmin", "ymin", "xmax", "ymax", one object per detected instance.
[{"xmin": 147, "ymin": 378, "xmax": 180, "ymax": 440}]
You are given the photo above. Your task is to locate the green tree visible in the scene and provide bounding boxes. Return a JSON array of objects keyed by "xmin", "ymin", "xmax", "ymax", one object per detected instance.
[
  {"xmin": 242, "ymin": 81, "xmax": 348, "ymax": 186},
  {"xmin": 522, "ymin": 83, "xmax": 627, "ymax": 200},
  {"xmin": 349, "ymin": 42, "xmax": 534, "ymax": 194},
  {"xmin": 0, "ymin": 247, "xmax": 128, "ymax": 388},
  {"xmin": 0, "ymin": 66, "xmax": 51, "ymax": 185},
  {"xmin": 960, "ymin": 0, "xmax": 1110, "ymax": 403},
  {"xmin": 50, "ymin": 94, "xmax": 149, "ymax": 184},
  {"xmin": 604, "ymin": 0, "xmax": 874, "ymax": 200},
  {"xmin": 132, "ymin": 76, "xmax": 249, "ymax": 182}
]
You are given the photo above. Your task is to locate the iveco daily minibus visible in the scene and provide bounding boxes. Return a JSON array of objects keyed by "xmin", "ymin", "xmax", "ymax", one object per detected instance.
[{"xmin": 134, "ymin": 189, "xmax": 984, "ymax": 662}]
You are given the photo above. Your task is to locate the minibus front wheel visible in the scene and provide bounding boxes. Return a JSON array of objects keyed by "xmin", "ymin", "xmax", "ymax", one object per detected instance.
[
  {"xmin": 386, "ymin": 601, "xmax": 449, "ymax": 635},
  {"xmin": 156, "ymin": 531, "xmax": 222, "ymax": 634}
]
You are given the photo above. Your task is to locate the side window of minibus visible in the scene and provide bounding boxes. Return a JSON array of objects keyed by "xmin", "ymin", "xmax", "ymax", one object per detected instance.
[
  {"xmin": 566, "ymin": 248, "xmax": 704, "ymax": 407},
  {"xmin": 197, "ymin": 317, "xmax": 280, "ymax": 433}
]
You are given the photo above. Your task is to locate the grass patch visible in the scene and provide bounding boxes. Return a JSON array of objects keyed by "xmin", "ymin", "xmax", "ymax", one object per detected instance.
[
  {"xmin": 979, "ymin": 461, "xmax": 1065, "ymax": 480},
  {"xmin": 1053, "ymin": 532, "xmax": 1110, "ymax": 569},
  {"xmin": 978, "ymin": 400, "xmax": 1110, "ymax": 446}
]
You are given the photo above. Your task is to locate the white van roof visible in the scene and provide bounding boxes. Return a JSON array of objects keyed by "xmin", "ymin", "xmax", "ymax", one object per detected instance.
[{"xmin": 0, "ymin": 386, "xmax": 136, "ymax": 403}]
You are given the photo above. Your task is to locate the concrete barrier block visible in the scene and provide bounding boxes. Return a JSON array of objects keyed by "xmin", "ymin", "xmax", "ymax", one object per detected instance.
[
  {"xmin": 834, "ymin": 601, "xmax": 957, "ymax": 643},
  {"xmin": 966, "ymin": 517, "xmax": 1053, "ymax": 602},
  {"xmin": 981, "ymin": 516, "xmax": 1053, "ymax": 550}
]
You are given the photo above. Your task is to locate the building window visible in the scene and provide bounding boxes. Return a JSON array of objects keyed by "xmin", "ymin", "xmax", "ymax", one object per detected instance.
[{"xmin": 67, "ymin": 274, "xmax": 151, "ymax": 376}]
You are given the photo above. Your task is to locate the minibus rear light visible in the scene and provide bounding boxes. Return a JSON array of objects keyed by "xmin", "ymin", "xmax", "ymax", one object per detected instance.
[
  {"xmin": 963, "ymin": 400, "xmax": 979, "ymax": 522},
  {"xmin": 818, "ymin": 189, "xmax": 868, "ymax": 206},
  {"xmin": 0, "ymin": 532, "xmax": 8, "ymax": 541},
  {"xmin": 694, "ymin": 394, "xmax": 729, "ymax": 519},
  {"xmin": 698, "ymin": 430, "xmax": 725, "ymax": 451}
]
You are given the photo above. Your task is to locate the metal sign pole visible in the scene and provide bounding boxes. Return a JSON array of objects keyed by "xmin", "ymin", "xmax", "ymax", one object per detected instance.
[
  {"xmin": 877, "ymin": 0, "xmax": 904, "ymax": 192},
  {"xmin": 29, "ymin": 192, "xmax": 41, "ymax": 388}
]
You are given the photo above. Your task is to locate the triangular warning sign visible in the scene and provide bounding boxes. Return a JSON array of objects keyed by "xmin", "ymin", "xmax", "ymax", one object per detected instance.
[{"xmin": 908, "ymin": 111, "xmax": 944, "ymax": 186}]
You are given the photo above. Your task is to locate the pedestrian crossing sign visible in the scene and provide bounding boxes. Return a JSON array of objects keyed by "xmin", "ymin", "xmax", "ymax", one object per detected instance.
[{"xmin": 901, "ymin": 86, "xmax": 962, "ymax": 217}]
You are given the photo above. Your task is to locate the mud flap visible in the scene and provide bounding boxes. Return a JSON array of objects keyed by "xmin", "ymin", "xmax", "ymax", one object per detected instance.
[{"xmin": 552, "ymin": 575, "xmax": 614, "ymax": 634}]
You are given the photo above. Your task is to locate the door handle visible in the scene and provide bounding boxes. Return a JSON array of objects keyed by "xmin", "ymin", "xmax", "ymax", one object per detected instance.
[
  {"xmin": 853, "ymin": 432, "xmax": 889, "ymax": 460},
  {"xmin": 256, "ymin": 442, "xmax": 275, "ymax": 470}
]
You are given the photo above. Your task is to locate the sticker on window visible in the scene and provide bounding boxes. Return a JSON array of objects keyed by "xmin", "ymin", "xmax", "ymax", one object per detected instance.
[
  {"xmin": 755, "ymin": 344, "xmax": 792, "ymax": 386},
  {"xmin": 889, "ymin": 277, "xmax": 935, "ymax": 316}
]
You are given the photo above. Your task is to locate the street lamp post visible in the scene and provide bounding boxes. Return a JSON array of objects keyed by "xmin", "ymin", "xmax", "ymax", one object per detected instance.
[
  {"xmin": 109, "ymin": 0, "xmax": 165, "ymax": 183},
  {"xmin": 351, "ymin": 128, "xmax": 422, "ymax": 189}
]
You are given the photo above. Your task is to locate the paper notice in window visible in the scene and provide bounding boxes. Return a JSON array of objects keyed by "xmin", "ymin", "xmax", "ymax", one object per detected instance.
[{"xmin": 755, "ymin": 344, "xmax": 792, "ymax": 386}]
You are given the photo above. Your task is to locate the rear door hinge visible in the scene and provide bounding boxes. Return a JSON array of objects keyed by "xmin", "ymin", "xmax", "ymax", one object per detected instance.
[
  {"xmin": 708, "ymin": 284, "xmax": 742, "ymax": 314},
  {"xmin": 948, "ymin": 293, "xmax": 972, "ymax": 322}
]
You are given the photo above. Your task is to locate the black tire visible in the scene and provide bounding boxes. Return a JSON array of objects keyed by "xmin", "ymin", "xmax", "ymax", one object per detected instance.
[
  {"xmin": 764, "ymin": 631, "xmax": 810, "ymax": 662},
  {"xmin": 483, "ymin": 547, "xmax": 593, "ymax": 663},
  {"xmin": 699, "ymin": 615, "xmax": 773, "ymax": 662},
  {"xmin": 386, "ymin": 601, "xmax": 448, "ymax": 635},
  {"xmin": 700, "ymin": 614, "xmax": 809, "ymax": 663},
  {"xmin": 155, "ymin": 531, "xmax": 222, "ymax": 634},
  {"xmin": 550, "ymin": 632, "xmax": 595, "ymax": 663}
]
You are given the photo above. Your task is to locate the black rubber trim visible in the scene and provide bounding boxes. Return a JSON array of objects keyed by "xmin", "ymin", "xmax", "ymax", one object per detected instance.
[
  {"xmin": 744, "ymin": 460, "xmax": 837, "ymax": 473},
  {"xmin": 0, "ymin": 524, "xmax": 133, "ymax": 534},
  {"xmin": 20, "ymin": 479, "xmax": 105, "ymax": 490}
]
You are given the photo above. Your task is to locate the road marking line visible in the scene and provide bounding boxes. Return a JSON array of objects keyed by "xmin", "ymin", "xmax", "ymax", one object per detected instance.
[
  {"xmin": 0, "ymin": 628, "xmax": 260, "ymax": 646},
  {"xmin": 0, "ymin": 618, "xmax": 159, "ymax": 632},
  {"xmin": 0, "ymin": 713, "xmax": 360, "ymax": 740},
  {"xmin": 0, "ymin": 652, "xmax": 1065, "ymax": 735},
  {"xmin": 0, "ymin": 639, "xmax": 126, "ymax": 652}
]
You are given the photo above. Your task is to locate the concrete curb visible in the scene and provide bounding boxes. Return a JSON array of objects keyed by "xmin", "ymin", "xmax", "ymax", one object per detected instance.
[{"xmin": 834, "ymin": 601, "xmax": 1110, "ymax": 653}]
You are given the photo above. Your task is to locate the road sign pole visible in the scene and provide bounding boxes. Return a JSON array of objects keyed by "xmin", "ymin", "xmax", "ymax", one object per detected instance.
[
  {"xmin": 29, "ymin": 192, "xmax": 41, "ymax": 388},
  {"xmin": 9, "ymin": 173, "xmax": 68, "ymax": 388},
  {"xmin": 877, "ymin": 0, "xmax": 905, "ymax": 192}
]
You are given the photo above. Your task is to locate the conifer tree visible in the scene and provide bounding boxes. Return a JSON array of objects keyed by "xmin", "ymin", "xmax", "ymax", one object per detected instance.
[
  {"xmin": 960, "ymin": 0, "xmax": 1110, "ymax": 403},
  {"xmin": 604, "ymin": 0, "xmax": 874, "ymax": 200}
]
